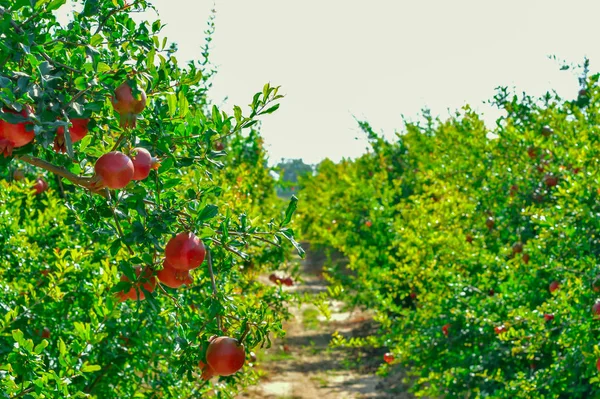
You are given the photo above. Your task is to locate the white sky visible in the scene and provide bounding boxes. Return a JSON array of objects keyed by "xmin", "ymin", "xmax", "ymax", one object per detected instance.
[{"xmin": 82, "ymin": 1, "xmax": 600, "ymax": 164}]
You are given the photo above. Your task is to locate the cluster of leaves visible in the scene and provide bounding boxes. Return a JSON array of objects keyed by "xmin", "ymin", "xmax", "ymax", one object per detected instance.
[
  {"xmin": 0, "ymin": 1, "xmax": 302, "ymax": 398},
  {"xmin": 299, "ymin": 74, "xmax": 600, "ymax": 398}
]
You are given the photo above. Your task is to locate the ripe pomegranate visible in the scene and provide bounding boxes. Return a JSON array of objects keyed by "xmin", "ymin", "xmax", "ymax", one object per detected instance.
[
  {"xmin": 116, "ymin": 266, "xmax": 157, "ymax": 302},
  {"xmin": 268, "ymin": 274, "xmax": 279, "ymax": 283},
  {"xmin": 198, "ymin": 360, "xmax": 215, "ymax": 381},
  {"xmin": 13, "ymin": 169, "xmax": 25, "ymax": 181},
  {"xmin": 32, "ymin": 178, "xmax": 48, "ymax": 195},
  {"xmin": 485, "ymin": 217, "xmax": 495, "ymax": 230},
  {"xmin": 543, "ymin": 314, "xmax": 554, "ymax": 322},
  {"xmin": 365, "ymin": 220, "xmax": 372, "ymax": 227},
  {"xmin": 131, "ymin": 147, "xmax": 159, "ymax": 181},
  {"xmin": 466, "ymin": 234, "xmax": 473, "ymax": 244},
  {"xmin": 0, "ymin": 105, "xmax": 34, "ymax": 157},
  {"xmin": 214, "ymin": 141, "xmax": 225, "ymax": 151},
  {"xmin": 383, "ymin": 353, "xmax": 394, "ymax": 364},
  {"xmin": 281, "ymin": 277, "xmax": 294, "ymax": 287},
  {"xmin": 409, "ymin": 292, "xmax": 417, "ymax": 299},
  {"xmin": 206, "ymin": 336, "xmax": 246, "ymax": 376},
  {"xmin": 165, "ymin": 232, "xmax": 206, "ymax": 271},
  {"xmin": 544, "ymin": 174, "xmax": 559, "ymax": 188},
  {"xmin": 597, "ymin": 358, "xmax": 600, "ymax": 372},
  {"xmin": 94, "ymin": 151, "xmax": 134, "ymax": 189},
  {"xmin": 488, "ymin": 289, "xmax": 495, "ymax": 296},
  {"xmin": 54, "ymin": 118, "xmax": 90, "ymax": 153},
  {"xmin": 157, "ymin": 261, "xmax": 193, "ymax": 288},
  {"xmin": 522, "ymin": 253, "xmax": 530, "ymax": 264},
  {"xmin": 442, "ymin": 323, "xmax": 451, "ymax": 337},
  {"xmin": 41, "ymin": 327, "xmax": 51, "ymax": 339},
  {"xmin": 512, "ymin": 242, "xmax": 523, "ymax": 254},
  {"xmin": 494, "ymin": 325, "xmax": 507, "ymax": 335},
  {"xmin": 549, "ymin": 281, "xmax": 560, "ymax": 293},
  {"xmin": 112, "ymin": 81, "xmax": 147, "ymax": 128},
  {"xmin": 593, "ymin": 302, "xmax": 600, "ymax": 319}
]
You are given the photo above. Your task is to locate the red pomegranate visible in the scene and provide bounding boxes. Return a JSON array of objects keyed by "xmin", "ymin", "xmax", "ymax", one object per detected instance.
[
  {"xmin": 157, "ymin": 261, "xmax": 193, "ymax": 288},
  {"xmin": 94, "ymin": 151, "xmax": 134, "ymax": 189},
  {"xmin": 206, "ymin": 336, "xmax": 246, "ymax": 376},
  {"xmin": 0, "ymin": 105, "xmax": 34, "ymax": 157},
  {"xmin": 116, "ymin": 266, "xmax": 156, "ymax": 302},
  {"xmin": 32, "ymin": 178, "xmax": 48, "ymax": 195},
  {"xmin": 112, "ymin": 81, "xmax": 147, "ymax": 128},
  {"xmin": 54, "ymin": 118, "xmax": 90, "ymax": 153},
  {"xmin": 165, "ymin": 232, "xmax": 206, "ymax": 271},
  {"xmin": 383, "ymin": 352, "xmax": 395, "ymax": 364},
  {"xmin": 131, "ymin": 147, "xmax": 158, "ymax": 181}
]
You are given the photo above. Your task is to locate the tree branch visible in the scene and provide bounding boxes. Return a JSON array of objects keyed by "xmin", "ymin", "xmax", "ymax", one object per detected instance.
[{"xmin": 16, "ymin": 154, "xmax": 107, "ymax": 198}]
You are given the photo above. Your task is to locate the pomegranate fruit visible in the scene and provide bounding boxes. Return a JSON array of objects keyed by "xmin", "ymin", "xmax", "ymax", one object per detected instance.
[
  {"xmin": 442, "ymin": 323, "xmax": 451, "ymax": 337},
  {"xmin": 0, "ymin": 105, "xmax": 34, "ymax": 157},
  {"xmin": 94, "ymin": 151, "xmax": 134, "ymax": 189},
  {"xmin": 198, "ymin": 360, "xmax": 215, "ymax": 381},
  {"xmin": 494, "ymin": 325, "xmax": 507, "ymax": 335},
  {"xmin": 383, "ymin": 352, "xmax": 394, "ymax": 364},
  {"xmin": 157, "ymin": 261, "xmax": 193, "ymax": 288},
  {"xmin": 32, "ymin": 178, "xmax": 48, "ymax": 195},
  {"xmin": 165, "ymin": 232, "xmax": 206, "ymax": 271},
  {"xmin": 593, "ymin": 302, "xmax": 600, "ymax": 319},
  {"xmin": 116, "ymin": 266, "xmax": 157, "ymax": 302},
  {"xmin": 281, "ymin": 277, "xmax": 294, "ymax": 287},
  {"xmin": 549, "ymin": 281, "xmax": 560, "ymax": 293},
  {"xmin": 54, "ymin": 118, "xmax": 90, "ymax": 153},
  {"xmin": 13, "ymin": 169, "xmax": 25, "ymax": 181},
  {"xmin": 131, "ymin": 147, "xmax": 159, "ymax": 181},
  {"xmin": 206, "ymin": 336, "xmax": 245, "ymax": 376},
  {"xmin": 112, "ymin": 81, "xmax": 147, "ymax": 128},
  {"xmin": 512, "ymin": 242, "xmax": 523, "ymax": 254},
  {"xmin": 543, "ymin": 314, "xmax": 554, "ymax": 322}
]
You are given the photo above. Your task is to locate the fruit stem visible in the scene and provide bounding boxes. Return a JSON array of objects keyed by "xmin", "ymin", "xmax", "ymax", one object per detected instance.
[
  {"xmin": 206, "ymin": 248, "xmax": 222, "ymax": 331},
  {"xmin": 238, "ymin": 323, "xmax": 251, "ymax": 344}
]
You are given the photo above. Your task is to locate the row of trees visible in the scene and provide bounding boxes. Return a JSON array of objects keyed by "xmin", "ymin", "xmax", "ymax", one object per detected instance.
[{"xmin": 299, "ymin": 68, "xmax": 600, "ymax": 397}]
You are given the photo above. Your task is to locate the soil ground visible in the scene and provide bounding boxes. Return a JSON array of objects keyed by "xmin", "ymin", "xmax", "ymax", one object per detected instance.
[{"xmin": 239, "ymin": 243, "xmax": 417, "ymax": 399}]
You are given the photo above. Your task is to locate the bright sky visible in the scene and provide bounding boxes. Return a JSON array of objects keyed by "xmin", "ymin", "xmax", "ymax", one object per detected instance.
[{"xmin": 77, "ymin": 1, "xmax": 600, "ymax": 164}]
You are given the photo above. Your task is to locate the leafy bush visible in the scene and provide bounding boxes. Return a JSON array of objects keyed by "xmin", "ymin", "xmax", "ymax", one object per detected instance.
[{"xmin": 300, "ymin": 74, "xmax": 600, "ymax": 398}]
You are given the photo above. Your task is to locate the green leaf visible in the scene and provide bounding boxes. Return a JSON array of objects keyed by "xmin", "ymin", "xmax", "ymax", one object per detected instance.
[
  {"xmin": 81, "ymin": 362, "xmax": 101, "ymax": 373},
  {"xmin": 258, "ymin": 103, "xmax": 280, "ymax": 115},
  {"xmin": 198, "ymin": 204, "xmax": 219, "ymax": 222},
  {"xmin": 280, "ymin": 195, "xmax": 298, "ymax": 227},
  {"xmin": 166, "ymin": 93, "xmax": 177, "ymax": 117},
  {"xmin": 34, "ymin": 340, "xmax": 48, "ymax": 354},
  {"xmin": 46, "ymin": 0, "xmax": 67, "ymax": 12}
]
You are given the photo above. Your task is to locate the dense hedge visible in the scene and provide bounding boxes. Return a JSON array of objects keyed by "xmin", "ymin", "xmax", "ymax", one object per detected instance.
[{"xmin": 299, "ymin": 77, "xmax": 600, "ymax": 398}]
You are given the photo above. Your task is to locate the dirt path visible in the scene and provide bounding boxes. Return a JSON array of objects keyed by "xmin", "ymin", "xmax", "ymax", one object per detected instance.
[{"xmin": 239, "ymin": 244, "xmax": 415, "ymax": 399}]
